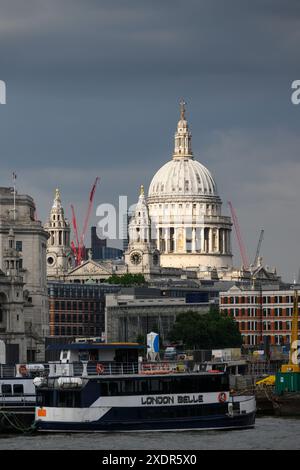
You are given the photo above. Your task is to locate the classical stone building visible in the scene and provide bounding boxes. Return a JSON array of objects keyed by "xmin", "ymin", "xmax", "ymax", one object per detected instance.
[
  {"xmin": 44, "ymin": 189, "xmax": 74, "ymax": 278},
  {"xmin": 0, "ymin": 229, "xmax": 25, "ymax": 362},
  {"xmin": 0, "ymin": 187, "xmax": 49, "ymax": 362},
  {"xmin": 123, "ymin": 103, "xmax": 281, "ymax": 287},
  {"xmin": 146, "ymin": 101, "xmax": 232, "ymax": 270},
  {"xmin": 105, "ymin": 287, "xmax": 210, "ymax": 343},
  {"xmin": 125, "ymin": 185, "xmax": 161, "ymax": 276},
  {"xmin": 63, "ymin": 258, "xmax": 119, "ymax": 284}
]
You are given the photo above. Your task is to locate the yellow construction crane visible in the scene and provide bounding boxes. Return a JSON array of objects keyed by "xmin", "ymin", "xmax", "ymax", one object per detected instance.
[{"xmin": 281, "ymin": 290, "xmax": 300, "ymax": 373}]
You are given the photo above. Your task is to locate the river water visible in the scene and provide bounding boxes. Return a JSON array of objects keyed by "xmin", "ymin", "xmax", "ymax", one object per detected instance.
[{"xmin": 0, "ymin": 417, "xmax": 299, "ymax": 450}]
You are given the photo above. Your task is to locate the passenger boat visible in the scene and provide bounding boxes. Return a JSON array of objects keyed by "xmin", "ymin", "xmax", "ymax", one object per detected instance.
[{"xmin": 34, "ymin": 342, "xmax": 256, "ymax": 432}]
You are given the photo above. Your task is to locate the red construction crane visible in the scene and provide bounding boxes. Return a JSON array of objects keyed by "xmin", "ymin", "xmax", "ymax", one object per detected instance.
[
  {"xmin": 71, "ymin": 177, "xmax": 100, "ymax": 265},
  {"xmin": 227, "ymin": 201, "xmax": 249, "ymax": 269}
]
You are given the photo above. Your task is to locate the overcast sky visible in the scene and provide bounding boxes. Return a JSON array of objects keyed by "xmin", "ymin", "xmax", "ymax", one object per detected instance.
[{"xmin": 0, "ymin": 0, "xmax": 300, "ymax": 280}]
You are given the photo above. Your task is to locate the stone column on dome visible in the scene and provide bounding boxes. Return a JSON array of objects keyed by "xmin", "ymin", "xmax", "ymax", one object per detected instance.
[
  {"xmin": 196, "ymin": 227, "xmax": 201, "ymax": 252},
  {"xmin": 220, "ymin": 228, "xmax": 224, "ymax": 253},
  {"xmin": 222, "ymin": 229, "xmax": 226, "ymax": 254},
  {"xmin": 173, "ymin": 227, "xmax": 176, "ymax": 252},
  {"xmin": 192, "ymin": 227, "xmax": 196, "ymax": 253},
  {"xmin": 164, "ymin": 228, "xmax": 169, "ymax": 253},
  {"xmin": 156, "ymin": 227, "xmax": 160, "ymax": 251},
  {"xmin": 200, "ymin": 228, "xmax": 205, "ymax": 252},
  {"xmin": 225, "ymin": 230, "xmax": 229, "ymax": 254},
  {"xmin": 216, "ymin": 228, "xmax": 220, "ymax": 253},
  {"xmin": 208, "ymin": 228, "xmax": 213, "ymax": 253},
  {"xmin": 229, "ymin": 230, "xmax": 232, "ymax": 254}
]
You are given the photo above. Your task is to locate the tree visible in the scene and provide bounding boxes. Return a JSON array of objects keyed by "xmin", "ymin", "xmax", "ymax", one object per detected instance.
[
  {"xmin": 106, "ymin": 273, "xmax": 146, "ymax": 286},
  {"xmin": 168, "ymin": 308, "xmax": 242, "ymax": 350}
]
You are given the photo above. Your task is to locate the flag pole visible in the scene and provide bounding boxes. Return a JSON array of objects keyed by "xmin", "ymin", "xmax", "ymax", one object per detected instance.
[{"xmin": 12, "ymin": 172, "xmax": 16, "ymax": 221}]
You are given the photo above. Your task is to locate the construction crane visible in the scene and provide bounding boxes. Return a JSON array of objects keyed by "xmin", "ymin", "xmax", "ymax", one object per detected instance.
[
  {"xmin": 71, "ymin": 177, "xmax": 100, "ymax": 265},
  {"xmin": 253, "ymin": 229, "xmax": 264, "ymax": 267},
  {"xmin": 227, "ymin": 201, "xmax": 249, "ymax": 269}
]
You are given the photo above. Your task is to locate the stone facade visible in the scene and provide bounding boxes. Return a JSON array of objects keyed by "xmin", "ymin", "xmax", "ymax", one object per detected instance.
[
  {"xmin": 146, "ymin": 101, "xmax": 232, "ymax": 270},
  {"xmin": 0, "ymin": 187, "xmax": 49, "ymax": 362},
  {"xmin": 0, "ymin": 229, "xmax": 25, "ymax": 363},
  {"xmin": 125, "ymin": 185, "xmax": 161, "ymax": 275},
  {"xmin": 44, "ymin": 189, "xmax": 74, "ymax": 278},
  {"xmin": 105, "ymin": 291, "xmax": 209, "ymax": 343}
]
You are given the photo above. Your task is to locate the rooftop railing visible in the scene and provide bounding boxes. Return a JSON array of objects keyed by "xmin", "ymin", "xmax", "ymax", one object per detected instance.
[{"xmin": 0, "ymin": 360, "xmax": 189, "ymax": 379}]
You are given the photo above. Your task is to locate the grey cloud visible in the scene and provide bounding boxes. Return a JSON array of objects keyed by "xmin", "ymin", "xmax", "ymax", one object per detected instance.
[{"xmin": 0, "ymin": 0, "xmax": 300, "ymax": 279}]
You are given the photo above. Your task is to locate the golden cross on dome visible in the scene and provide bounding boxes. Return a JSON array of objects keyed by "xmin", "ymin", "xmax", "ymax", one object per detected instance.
[
  {"xmin": 180, "ymin": 99, "xmax": 186, "ymax": 120},
  {"xmin": 140, "ymin": 184, "xmax": 144, "ymax": 196}
]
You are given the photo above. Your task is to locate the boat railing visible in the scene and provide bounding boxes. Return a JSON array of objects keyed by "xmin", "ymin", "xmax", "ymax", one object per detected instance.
[
  {"xmin": 0, "ymin": 364, "xmax": 17, "ymax": 378},
  {"xmin": 46, "ymin": 360, "xmax": 189, "ymax": 377},
  {"xmin": 1, "ymin": 359, "xmax": 191, "ymax": 379},
  {"xmin": 0, "ymin": 393, "xmax": 36, "ymax": 406},
  {"xmin": 46, "ymin": 361, "xmax": 140, "ymax": 377}
]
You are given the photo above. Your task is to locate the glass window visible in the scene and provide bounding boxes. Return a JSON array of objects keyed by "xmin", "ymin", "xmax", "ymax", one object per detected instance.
[
  {"xmin": 57, "ymin": 391, "xmax": 80, "ymax": 407},
  {"xmin": 13, "ymin": 384, "xmax": 24, "ymax": 395},
  {"xmin": 16, "ymin": 241, "xmax": 22, "ymax": 252},
  {"xmin": 2, "ymin": 384, "xmax": 12, "ymax": 395},
  {"xmin": 109, "ymin": 381, "xmax": 120, "ymax": 396}
]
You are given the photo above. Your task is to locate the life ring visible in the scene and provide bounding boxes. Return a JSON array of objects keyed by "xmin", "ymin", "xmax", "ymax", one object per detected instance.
[
  {"xmin": 218, "ymin": 392, "xmax": 227, "ymax": 403},
  {"xmin": 18, "ymin": 364, "xmax": 28, "ymax": 376},
  {"xmin": 209, "ymin": 369, "xmax": 221, "ymax": 373},
  {"xmin": 96, "ymin": 363, "xmax": 105, "ymax": 375}
]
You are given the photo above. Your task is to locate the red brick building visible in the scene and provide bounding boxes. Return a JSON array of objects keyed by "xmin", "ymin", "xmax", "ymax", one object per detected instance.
[{"xmin": 219, "ymin": 286, "xmax": 297, "ymax": 346}]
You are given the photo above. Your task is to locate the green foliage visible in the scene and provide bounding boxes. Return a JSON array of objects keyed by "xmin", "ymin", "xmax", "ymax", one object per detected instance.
[
  {"xmin": 136, "ymin": 334, "xmax": 146, "ymax": 345},
  {"xmin": 168, "ymin": 307, "xmax": 242, "ymax": 350},
  {"xmin": 106, "ymin": 273, "xmax": 146, "ymax": 286}
]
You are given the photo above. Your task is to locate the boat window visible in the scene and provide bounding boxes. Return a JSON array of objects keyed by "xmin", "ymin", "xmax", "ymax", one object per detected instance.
[
  {"xmin": 139, "ymin": 380, "xmax": 148, "ymax": 394},
  {"xmin": 108, "ymin": 381, "xmax": 120, "ymax": 396},
  {"xmin": 1, "ymin": 384, "xmax": 12, "ymax": 395},
  {"xmin": 79, "ymin": 352, "xmax": 89, "ymax": 361},
  {"xmin": 122, "ymin": 380, "xmax": 134, "ymax": 395},
  {"xmin": 13, "ymin": 384, "xmax": 24, "ymax": 395},
  {"xmin": 62, "ymin": 351, "xmax": 69, "ymax": 360},
  {"xmin": 98, "ymin": 374, "xmax": 229, "ymax": 397},
  {"xmin": 161, "ymin": 378, "xmax": 171, "ymax": 394},
  {"xmin": 57, "ymin": 391, "xmax": 81, "ymax": 407},
  {"xmin": 150, "ymin": 380, "xmax": 161, "ymax": 393},
  {"xmin": 100, "ymin": 381, "xmax": 109, "ymax": 396},
  {"xmin": 37, "ymin": 391, "xmax": 54, "ymax": 407},
  {"xmin": 168, "ymin": 377, "xmax": 183, "ymax": 394}
]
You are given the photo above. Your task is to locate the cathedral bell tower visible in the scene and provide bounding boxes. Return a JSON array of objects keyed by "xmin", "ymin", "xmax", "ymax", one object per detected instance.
[
  {"xmin": 44, "ymin": 189, "xmax": 74, "ymax": 278},
  {"xmin": 125, "ymin": 185, "xmax": 160, "ymax": 274}
]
